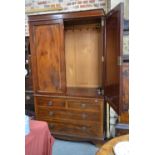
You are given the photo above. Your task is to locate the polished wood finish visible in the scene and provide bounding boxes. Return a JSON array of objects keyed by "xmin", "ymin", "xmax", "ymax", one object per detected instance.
[
  {"xmin": 29, "ymin": 3, "xmax": 124, "ymax": 142},
  {"xmin": 67, "ymin": 100, "xmax": 101, "ymax": 112},
  {"xmin": 104, "ymin": 4, "xmax": 124, "ymax": 114},
  {"xmin": 37, "ymin": 108, "xmax": 100, "ymax": 122},
  {"xmin": 28, "ymin": 9, "xmax": 105, "ymax": 22},
  {"xmin": 30, "ymin": 19, "xmax": 66, "ymax": 94},
  {"xmin": 37, "ymin": 97, "xmax": 66, "ymax": 108},
  {"xmin": 35, "ymin": 96, "xmax": 104, "ymax": 140},
  {"xmin": 48, "ymin": 121, "xmax": 101, "ymax": 137},
  {"xmin": 96, "ymin": 134, "xmax": 129, "ymax": 155}
]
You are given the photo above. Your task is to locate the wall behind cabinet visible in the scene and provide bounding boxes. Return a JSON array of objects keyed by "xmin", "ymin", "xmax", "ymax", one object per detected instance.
[{"xmin": 25, "ymin": 0, "xmax": 107, "ymax": 13}]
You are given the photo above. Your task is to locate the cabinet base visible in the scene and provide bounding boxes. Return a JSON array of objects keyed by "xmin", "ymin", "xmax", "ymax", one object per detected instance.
[{"xmin": 51, "ymin": 131, "xmax": 105, "ymax": 145}]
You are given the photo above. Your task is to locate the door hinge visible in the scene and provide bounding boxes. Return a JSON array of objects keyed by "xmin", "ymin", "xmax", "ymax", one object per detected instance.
[
  {"xmin": 117, "ymin": 56, "xmax": 122, "ymax": 66},
  {"xmin": 102, "ymin": 89, "xmax": 104, "ymax": 95},
  {"xmin": 97, "ymin": 88, "xmax": 104, "ymax": 95}
]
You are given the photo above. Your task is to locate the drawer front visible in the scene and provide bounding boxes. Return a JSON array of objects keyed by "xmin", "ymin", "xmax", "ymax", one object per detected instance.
[
  {"xmin": 36, "ymin": 96, "xmax": 66, "ymax": 108},
  {"xmin": 67, "ymin": 99, "xmax": 102, "ymax": 112},
  {"xmin": 37, "ymin": 107, "xmax": 101, "ymax": 122},
  {"xmin": 47, "ymin": 121, "xmax": 103, "ymax": 137},
  {"xmin": 35, "ymin": 97, "xmax": 104, "ymax": 138}
]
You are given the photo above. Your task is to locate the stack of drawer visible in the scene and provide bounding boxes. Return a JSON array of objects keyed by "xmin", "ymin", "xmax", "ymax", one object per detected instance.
[{"xmin": 35, "ymin": 96, "xmax": 104, "ymax": 139}]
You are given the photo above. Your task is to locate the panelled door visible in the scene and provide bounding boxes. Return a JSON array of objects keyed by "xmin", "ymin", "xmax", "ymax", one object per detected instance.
[
  {"xmin": 104, "ymin": 3, "xmax": 124, "ymax": 114},
  {"xmin": 30, "ymin": 19, "xmax": 66, "ymax": 94}
]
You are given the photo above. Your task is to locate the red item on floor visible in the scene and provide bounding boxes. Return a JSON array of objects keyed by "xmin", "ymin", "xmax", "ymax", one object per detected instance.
[{"xmin": 25, "ymin": 120, "xmax": 54, "ymax": 155}]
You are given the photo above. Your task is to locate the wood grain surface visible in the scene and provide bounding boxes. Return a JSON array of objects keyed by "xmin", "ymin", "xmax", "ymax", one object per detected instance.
[{"xmin": 96, "ymin": 134, "xmax": 129, "ymax": 155}]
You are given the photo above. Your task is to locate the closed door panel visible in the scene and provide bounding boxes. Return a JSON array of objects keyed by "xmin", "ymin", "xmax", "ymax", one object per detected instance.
[{"xmin": 33, "ymin": 20, "xmax": 65, "ymax": 93}]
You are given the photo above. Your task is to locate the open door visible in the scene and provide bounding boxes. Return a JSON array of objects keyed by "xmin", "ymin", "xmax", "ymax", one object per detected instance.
[{"xmin": 104, "ymin": 3, "xmax": 124, "ymax": 114}]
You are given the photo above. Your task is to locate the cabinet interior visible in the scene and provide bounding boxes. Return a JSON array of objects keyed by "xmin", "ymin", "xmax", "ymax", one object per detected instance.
[{"xmin": 64, "ymin": 19, "xmax": 104, "ymax": 96}]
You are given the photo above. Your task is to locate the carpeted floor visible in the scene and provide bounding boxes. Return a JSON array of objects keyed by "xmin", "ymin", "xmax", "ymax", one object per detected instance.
[{"xmin": 52, "ymin": 139, "xmax": 99, "ymax": 155}]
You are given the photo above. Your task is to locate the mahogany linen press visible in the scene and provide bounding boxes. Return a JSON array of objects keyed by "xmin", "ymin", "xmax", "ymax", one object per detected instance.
[{"xmin": 28, "ymin": 3, "xmax": 125, "ymax": 143}]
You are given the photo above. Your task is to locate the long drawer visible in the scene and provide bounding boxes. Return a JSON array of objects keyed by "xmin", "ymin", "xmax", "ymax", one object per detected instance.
[
  {"xmin": 47, "ymin": 120, "xmax": 102, "ymax": 137},
  {"xmin": 37, "ymin": 107, "xmax": 101, "ymax": 122}
]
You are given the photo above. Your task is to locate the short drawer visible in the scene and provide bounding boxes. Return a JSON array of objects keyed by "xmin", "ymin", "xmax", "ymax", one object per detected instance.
[
  {"xmin": 36, "ymin": 96, "xmax": 66, "ymax": 108},
  {"xmin": 48, "ymin": 121, "xmax": 103, "ymax": 137},
  {"xmin": 67, "ymin": 99, "xmax": 102, "ymax": 112},
  {"xmin": 37, "ymin": 107, "xmax": 101, "ymax": 122}
]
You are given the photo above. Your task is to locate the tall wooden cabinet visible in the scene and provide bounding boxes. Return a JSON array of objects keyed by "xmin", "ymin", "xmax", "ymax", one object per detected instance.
[{"xmin": 28, "ymin": 3, "xmax": 124, "ymax": 142}]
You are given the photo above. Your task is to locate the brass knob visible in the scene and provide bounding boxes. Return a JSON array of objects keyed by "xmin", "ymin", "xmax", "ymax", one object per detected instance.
[
  {"xmin": 81, "ymin": 126, "xmax": 86, "ymax": 131},
  {"xmin": 48, "ymin": 101, "xmax": 53, "ymax": 106},
  {"xmin": 49, "ymin": 111, "xmax": 54, "ymax": 116},
  {"xmin": 95, "ymin": 99, "xmax": 98, "ymax": 103},
  {"xmin": 82, "ymin": 113, "xmax": 87, "ymax": 119},
  {"xmin": 81, "ymin": 103, "xmax": 86, "ymax": 108}
]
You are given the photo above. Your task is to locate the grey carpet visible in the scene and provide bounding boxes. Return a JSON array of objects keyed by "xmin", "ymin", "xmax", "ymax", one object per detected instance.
[{"xmin": 52, "ymin": 139, "xmax": 99, "ymax": 155}]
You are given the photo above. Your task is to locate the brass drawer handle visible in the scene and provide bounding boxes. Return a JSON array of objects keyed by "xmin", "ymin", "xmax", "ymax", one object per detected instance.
[
  {"xmin": 49, "ymin": 123, "xmax": 55, "ymax": 129},
  {"xmin": 49, "ymin": 111, "xmax": 54, "ymax": 116},
  {"xmin": 82, "ymin": 113, "xmax": 87, "ymax": 119},
  {"xmin": 81, "ymin": 103, "xmax": 86, "ymax": 108},
  {"xmin": 81, "ymin": 126, "xmax": 87, "ymax": 131},
  {"xmin": 48, "ymin": 101, "xmax": 53, "ymax": 106}
]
